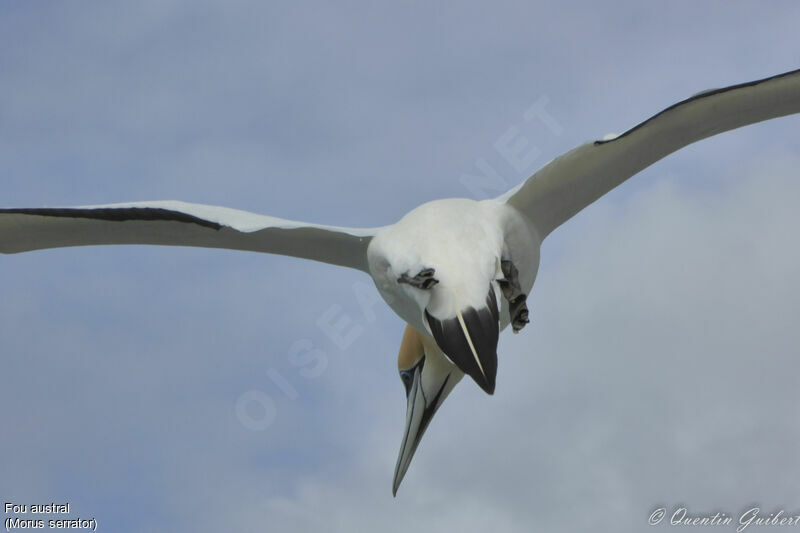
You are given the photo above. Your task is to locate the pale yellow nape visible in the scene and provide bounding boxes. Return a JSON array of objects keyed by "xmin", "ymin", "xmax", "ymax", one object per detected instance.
[{"xmin": 397, "ymin": 324, "xmax": 425, "ymax": 371}]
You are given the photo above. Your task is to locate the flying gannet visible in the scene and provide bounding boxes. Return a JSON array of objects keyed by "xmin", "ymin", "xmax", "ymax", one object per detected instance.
[{"xmin": 2, "ymin": 68, "xmax": 799, "ymax": 495}]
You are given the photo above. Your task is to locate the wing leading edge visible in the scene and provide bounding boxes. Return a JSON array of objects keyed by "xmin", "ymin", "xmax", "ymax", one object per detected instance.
[
  {"xmin": 502, "ymin": 67, "xmax": 800, "ymax": 238},
  {"xmin": 0, "ymin": 200, "xmax": 378, "ymax": 273}
]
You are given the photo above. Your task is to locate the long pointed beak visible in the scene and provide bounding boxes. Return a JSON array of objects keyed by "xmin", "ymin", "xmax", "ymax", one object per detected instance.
[{"xmin": 393, "ymin": 362, "xmax": 451, "ymax": 496}]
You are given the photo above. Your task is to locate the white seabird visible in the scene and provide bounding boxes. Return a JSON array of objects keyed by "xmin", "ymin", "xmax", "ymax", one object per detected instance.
[{"xmin": 2, "ymin": 68, "xmax": 799, "ymax": 495}]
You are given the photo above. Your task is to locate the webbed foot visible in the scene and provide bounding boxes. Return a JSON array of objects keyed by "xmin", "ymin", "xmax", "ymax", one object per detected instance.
[
  {"xmin": 398, "ymin": 268, "xmax": 439, "ymax": 290},
  {"xmin": 498, "ymin": 259, "xmax": 530, "ymax": 333}
]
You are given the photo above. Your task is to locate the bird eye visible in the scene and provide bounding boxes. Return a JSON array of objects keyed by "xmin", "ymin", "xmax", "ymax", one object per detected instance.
[{"xmin": 399, "ymin": 370, "xmax": 413, "ymax": 396}]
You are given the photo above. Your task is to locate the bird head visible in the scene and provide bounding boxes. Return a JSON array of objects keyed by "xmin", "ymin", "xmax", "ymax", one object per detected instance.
[{"xmin": 393, "ymin": 324, "xmax": 463, "ymax": 496}]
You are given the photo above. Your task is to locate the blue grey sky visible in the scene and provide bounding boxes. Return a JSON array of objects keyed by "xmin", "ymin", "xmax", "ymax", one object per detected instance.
[{"xmin": 2, "ymin": 2, "xmax": 799, "ymax": 532}]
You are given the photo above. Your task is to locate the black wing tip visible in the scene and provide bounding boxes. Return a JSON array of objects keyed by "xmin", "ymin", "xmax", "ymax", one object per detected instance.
[
  {"xmin": 0, "ymin": 206, "xmax": 223, "ymax": 230},
  {"xmin": 594, "ymin": 66, "xmax": 800, "ymax": 146}
]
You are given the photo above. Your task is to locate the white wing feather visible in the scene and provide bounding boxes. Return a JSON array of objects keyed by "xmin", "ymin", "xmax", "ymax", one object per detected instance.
[
  {"xmin": 502, "ymin": 68, "xmax": 800, "ymax": 238},
  {"xmin": 0, "ymin": 200, "xmax": 379, "ymax": 272}
]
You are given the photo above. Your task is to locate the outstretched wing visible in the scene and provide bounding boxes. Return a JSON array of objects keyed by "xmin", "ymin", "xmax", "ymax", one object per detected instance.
[
  {"xmin": 502, "ymin": 68, "xmax": 800, "ymax": 239},
  {"xmin": 0, "ymin": 200, "xmax": 378, "ymax": 272}
]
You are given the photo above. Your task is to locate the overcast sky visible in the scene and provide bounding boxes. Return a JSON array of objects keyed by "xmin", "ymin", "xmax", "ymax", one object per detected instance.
[{"xmin": 2, "ymin": 2, "xmax": 800, "ymax": 532}]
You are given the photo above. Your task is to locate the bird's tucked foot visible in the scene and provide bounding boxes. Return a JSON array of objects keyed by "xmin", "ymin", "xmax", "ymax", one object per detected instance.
[
  {"xmin": 498, "ymin": 259, "xmax": 530, "ymax": 333},
  {"xmin": 509, "ymin": 295, "xmax": 529, "ymax": 332},
  {"xmin": 398, "ymin": 267, "xmax": 439, "ymax": 290}
]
